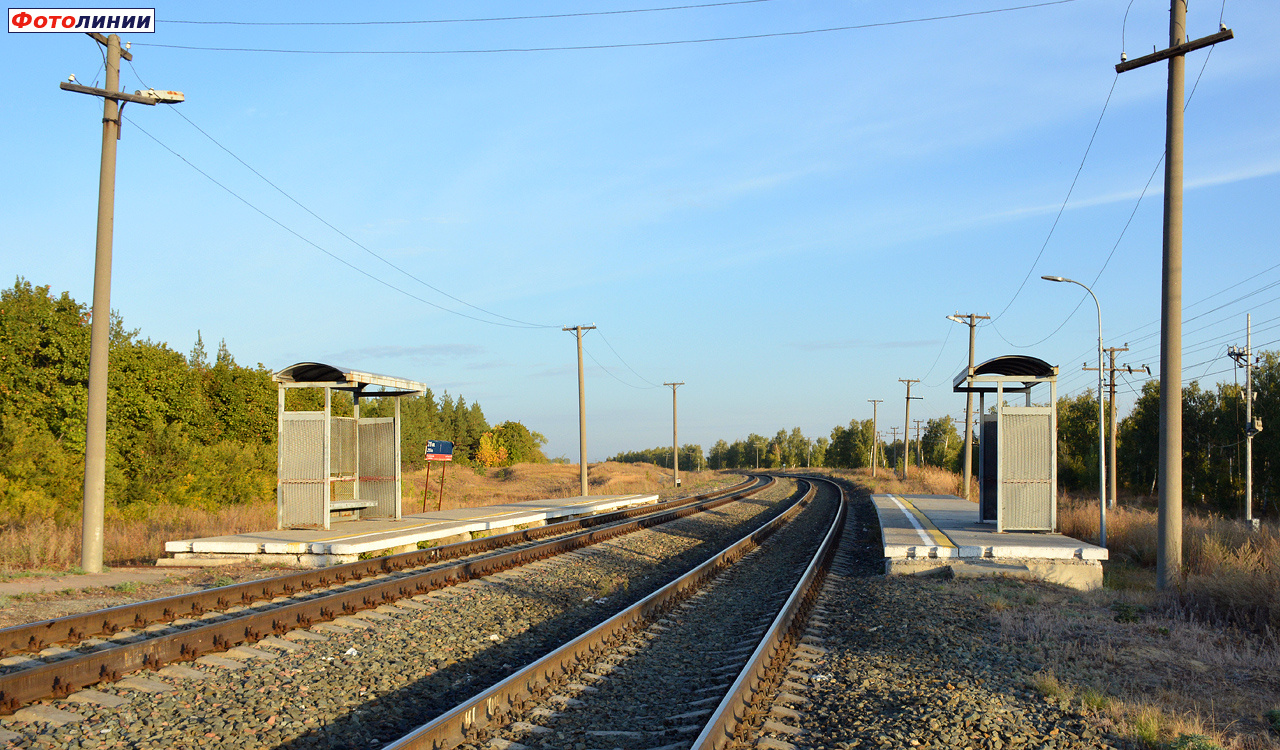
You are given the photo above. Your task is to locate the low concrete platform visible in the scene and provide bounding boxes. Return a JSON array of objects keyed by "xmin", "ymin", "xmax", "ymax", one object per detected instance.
[
  {"xmin": 872, "ymin": 494, "xmax": 1108, "ymax": 591},
  {"xmin": 163, "ymin": 493, "xmax": 659, "ymax": 568}
]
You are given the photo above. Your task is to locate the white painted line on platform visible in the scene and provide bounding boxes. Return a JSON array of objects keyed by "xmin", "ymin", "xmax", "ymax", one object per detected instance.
[{"xmin": 890, "ymin": 496, "xmax": 933, "ymax": 547}]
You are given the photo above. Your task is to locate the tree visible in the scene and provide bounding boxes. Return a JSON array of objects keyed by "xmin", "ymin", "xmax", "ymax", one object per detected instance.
[
  {"xmin": 491, "ymin": 421, "xmax": 547, "ymax": 464},
  {"xmin": 1057, "ymin": 391, "xmax": 1100, "ymax": 492},
  {"xmin": 922, "ymin": 416, "xmax": 961, "ymax": 470},
  {"xmin": 709, "ymin": 439, "xmax": 730, "ymax": 469},
  {"xmin": 474, "ymin": 432, "xmax": 509, "ymax": 468},
  {"xmin": 812, "ymin": 437, "xmax": 829, "ymax": 467}
]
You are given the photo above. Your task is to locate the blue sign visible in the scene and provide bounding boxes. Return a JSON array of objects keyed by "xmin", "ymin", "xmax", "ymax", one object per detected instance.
[{"xmin": 424, "ymin": 440, "xmax": 455, "ymax": 461}]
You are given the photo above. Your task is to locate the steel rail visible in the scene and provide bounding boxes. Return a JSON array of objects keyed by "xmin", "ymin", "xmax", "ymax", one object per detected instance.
[
  {"xmin": 692, "ymin": 474, "xmax": 847, "ymax": 749},
  {"xmin": 382, "ymin": 477, "xmax": 822, "ymax": 750},
  {"xmin": 0, "ymin": 476, "xmax": 759, "ymax": 657},
  {"xmin": 0, "ymin": 476, "xmax": 773, "ymax": 714}
]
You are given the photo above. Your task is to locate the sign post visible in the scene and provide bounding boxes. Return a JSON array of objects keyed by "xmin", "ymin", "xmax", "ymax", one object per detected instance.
[{"xmin": 423, "ymin": 441, "xmax": 455, "ymax": 512}]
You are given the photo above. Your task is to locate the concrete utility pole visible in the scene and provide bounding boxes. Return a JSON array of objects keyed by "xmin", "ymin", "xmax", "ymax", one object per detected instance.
[
  {"xmin": 59, "ymin": 33, "xmax": 183, "ymax": 574},
  {"xmin": 564, "ymin": 325, "xmax": 597, "ymax": 496},
  {"xmin": 899, "ymin": 379, "xmax": 921, "ymax": 479},
  {"xmin": 1084, "ymin": 346, "xmax": 1148, "ymax": 509},
  {"xmin": 1117, "ymin": 3, "xmax": 1232, "ymax": 588},
  {"xmin": 948, "ymin": 314, "xmax": 989, "ymax": 501},
  {"xmin": 1229, "ymin": 315, "xmax": 1262, "ymax": 529},
  {"xmin": 889, "ymin": 427, "xmax": 901, "ymax": 471},
  {"xmin": 664, "ymin": 382, "xmax": 684, "ymax": 487},
  {"xmin": 913, "ymin": 419, "xmax": 925, "ymax": 467},
  {"xmin": 868, "ymin": 399, "xmax": 883, "ymax": 478}
]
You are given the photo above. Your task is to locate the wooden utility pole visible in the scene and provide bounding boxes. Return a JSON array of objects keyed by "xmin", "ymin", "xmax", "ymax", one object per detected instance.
[
  {"xmin": 913, "ymin": 419, "xmax": 925, "ymax": 467},
  {"xmin": 889, "ymin": 427, "xmax": 900, "ymax": 471},
  {"xmin": 899, "ymin": 379, "xmax": 921, "ymax": 479},
  {"xmin": 564, "ymin": 325, "xmax": 597, "ymax": 496},
  {"xmin": 664, "ymin": 382, "xmax": 684, "ymax": 487},
  {"xmin": 948, "ymin": 313, "xmax": 989, "ymax": 501},
  {"xmin": 868, "ymin": 399, "xmax": 883, "ymax": 478},
  {"xmin": 1117, "ymin": 3, "xmax": 1232, "ymax": 589}
]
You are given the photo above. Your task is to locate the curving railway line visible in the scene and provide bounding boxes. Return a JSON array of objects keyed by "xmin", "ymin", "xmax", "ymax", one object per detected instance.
[
  {"xmin": 0, "ymin": 473, "xmax": 865, "ymax": 750},
  {"xmin": 0, "ymin": 476, "xmax": 773, "ymax": 715}
]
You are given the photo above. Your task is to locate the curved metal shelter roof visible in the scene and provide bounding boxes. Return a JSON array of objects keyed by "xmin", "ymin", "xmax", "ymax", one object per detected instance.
[
  {"xmin": 972, "ymin": 355, "xmax": 1055, "ymax": 379},
  {"xmin": 273, "ymin": 362, "xmax": 427, "ymax": 396},
  {"xmin": 953, "ymin": 355, "xmax": 1057, "ymax": 393}
]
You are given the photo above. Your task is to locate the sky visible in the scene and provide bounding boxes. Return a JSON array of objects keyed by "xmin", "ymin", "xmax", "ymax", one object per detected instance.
[{"xmin": 3, "ymin": 0, "xmax": 1279, "ymax": 463}]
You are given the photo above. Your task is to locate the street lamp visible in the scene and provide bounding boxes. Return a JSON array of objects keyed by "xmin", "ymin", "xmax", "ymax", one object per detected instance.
[{"xmin": 1042, "ymin": 275, "xmax": 1107, "ymax": 548}]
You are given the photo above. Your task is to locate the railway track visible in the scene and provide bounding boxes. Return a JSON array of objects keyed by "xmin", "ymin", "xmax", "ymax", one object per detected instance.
[
  {"xmin": 0, "ymin": 476, "xmax": 817, "ymax": 748},
  {"xmin": 0, "ymin": 476, "xmax": 771, "ymax": 716},
  {"xmin": 384, "ymin": 474, "xmax": 849, "ymax": 750}
]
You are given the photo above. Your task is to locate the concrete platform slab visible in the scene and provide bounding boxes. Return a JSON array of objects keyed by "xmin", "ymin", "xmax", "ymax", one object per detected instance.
[
  {"xmin": 161, "ymin": 493, "xmax": 659, "ymax": 568},
  {"xmin": 872, "ymin": 494, "xmax": 1107, "ymax": 591}
]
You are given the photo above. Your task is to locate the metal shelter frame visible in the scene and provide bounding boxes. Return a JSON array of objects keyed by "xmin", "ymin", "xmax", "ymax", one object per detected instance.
[
  {"xmin": 954, "ymin": 355, "xmax": 1059, "ymax": 532},
  {"xmin": 274, "ymin": 363, "xmax": 426, "ymax": 530}
]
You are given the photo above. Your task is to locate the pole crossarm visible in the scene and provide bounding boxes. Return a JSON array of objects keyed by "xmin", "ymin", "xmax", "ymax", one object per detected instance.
[
  {"xmin": 59, "ymin": 82, "xmax": 162, "ymax": 105},
  {"xmin": 1116, "ymin": 27, "xmax": 1233, "ymax": 73},
  {"xmin": 87, "ymin": 31, "xmax": 132, "ymax": 60}
]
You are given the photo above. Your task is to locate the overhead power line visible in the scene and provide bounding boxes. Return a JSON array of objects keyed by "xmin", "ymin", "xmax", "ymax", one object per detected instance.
[
  {"xmin": 135, "ymin": 1, "xmax": 1080, "ymax": 55},
  {"xmin": 162, "ymin": 1, "xmax": 776, "ymax": 26},
  {"xmin": 126, "ymin": 116, "xmax": 552, "ymax": 329},
  {"xmin": 595, "ymin": 331, "xmax": 663, "ymax": 389},
  {"xmin": 991, "ymin": 17, "xmax": 1222, "ymax": 349},
  {"xmin": 992, "ymin": 73, "xmax": 1119, "ymax": 324},
  {"xmin": 124, "ymin": 61, "xmax": 554, "ymax": 330}
]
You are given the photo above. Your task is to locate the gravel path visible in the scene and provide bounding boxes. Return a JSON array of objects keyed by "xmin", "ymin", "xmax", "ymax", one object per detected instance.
[
  {"xmin": 0, "ymin": 480, "xmax": 800, "ymax": 750},
  {"xmin": 746, "ymin": 482, "xmax": 1128, "ymax": 750}
]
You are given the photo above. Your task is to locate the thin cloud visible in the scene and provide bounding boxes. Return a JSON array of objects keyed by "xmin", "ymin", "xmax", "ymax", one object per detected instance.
[
  {"xmin": 326, "ymin": 344, "xmax": 484, "ymax": 363},
  {"xmin": 792, "ymin": 339, "xmax": 943, "ymax": 351},
  {"xmin": 981, "ymin": 158, "xmax": 1280, "ymax": 225}
]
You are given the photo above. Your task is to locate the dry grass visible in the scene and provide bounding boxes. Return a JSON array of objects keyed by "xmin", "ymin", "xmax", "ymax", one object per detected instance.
[
  {"xmin": 807, "ymin": 465, "xmax": 978, "ymax": 500},
  {"xmin": 0, "ymin": 461, "xmax": 734, "ymax": 573},
  {"xmin": 403, "ymin": 460, "xmax": 710, "ymax": 512},
  {"xmin": 0, "ymin": 503, "xmax": 275, "ymax": 573},
  {"xmin": 1060, "ymin": 498, "xmax": 1280, "ymax": 639},
  {"xmin": 993, "ymin": 577, "xmax": 1280, "ymax": 749}
]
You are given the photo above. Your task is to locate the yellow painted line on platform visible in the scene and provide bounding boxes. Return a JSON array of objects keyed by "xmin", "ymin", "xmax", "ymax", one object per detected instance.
[{"xmin": 890, "ymin": 495, "xmax": 955, "ymax": 549}]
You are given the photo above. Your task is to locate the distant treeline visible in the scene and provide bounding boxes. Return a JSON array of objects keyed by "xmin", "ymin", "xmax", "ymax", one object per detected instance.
[
  {"xmin": 613, "ymin": 374, "xmax": 1280, "ymax": 518},
  {"xmin": 612, "ymin": 421, "xmax": 962, "ymax": 474},
  {"xmin": 0, "ymin": 279, "xmax": 544, "ymax": 523}
]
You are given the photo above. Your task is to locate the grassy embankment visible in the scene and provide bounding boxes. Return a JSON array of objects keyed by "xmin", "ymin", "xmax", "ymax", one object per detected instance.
[{"xmin": 0, "ymin": 461, "xmax": 732, "ymax": 573}]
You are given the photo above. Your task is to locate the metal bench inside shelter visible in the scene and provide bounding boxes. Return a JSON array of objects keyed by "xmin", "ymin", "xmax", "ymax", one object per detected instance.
[{"xmin": 274, "ymin": 362, "xmax": 426, "ymax": 530}]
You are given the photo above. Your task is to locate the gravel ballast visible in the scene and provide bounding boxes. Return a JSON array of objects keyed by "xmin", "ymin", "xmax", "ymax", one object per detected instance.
[
  {"xmin": 747, "ymin": 480, "xmax": 1128, "ymax": 750},
  {"xmin": 467, "ymin": 478, "xmax": 841, "ymax": 750},
  {"xmin": 0, "ymin": 480, "xmax": 801, "ymax": 750}
]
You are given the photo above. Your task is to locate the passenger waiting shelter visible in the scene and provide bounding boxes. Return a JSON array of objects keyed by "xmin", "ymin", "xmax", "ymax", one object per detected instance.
[
  {"xmin": 953, "ymin": 355, "xmax": 1059, "ymax": 532},
  {"xmin": 274, "ymin": 362, "xmax": 427, "ymax": 530}
]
